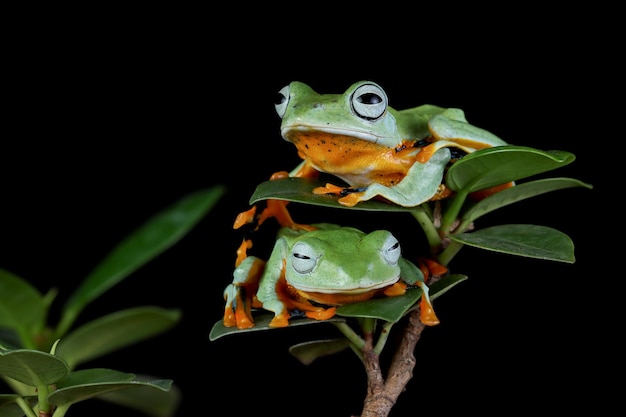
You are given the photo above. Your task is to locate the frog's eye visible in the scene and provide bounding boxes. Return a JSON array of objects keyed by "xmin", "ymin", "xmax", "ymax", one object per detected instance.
[
  {"xmin": 351, "ymin": 82, "xmax": 388, "ymax": 121},
  {"xmin": 275, "ymin": 85, "xmax": 290, "ymax": 118},
  {"xmin": 291, "ymin": 242, "xmax": 319, "ymax": 274},
  {"xmin": 381, "ymin": 234, "xmax": 401, "ymax": 265}
]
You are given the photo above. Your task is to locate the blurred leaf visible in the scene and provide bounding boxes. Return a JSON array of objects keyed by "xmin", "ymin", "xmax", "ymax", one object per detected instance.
[
  {"xmin": 98, "ymin": 377, "xmax": 181, "ymax": 417},
  {"xmin": 449, "ymin": 224, "xmax": 575, "ymax": 263},
  {"xmin": 57, "ymin": 368, "xmax": 135, "ymax": 386},
  {"xmin": 0, "ymin": 395, "xmax": 37, "ymax": 417},
  {"xmin": 58, "ymin": 186, "xmax": 225, "ymax": 337},
  {"xmin": 446, "ymin": 146, "xmax": 576, "ymax": 193},
  {"xmin": 458, "ymin": 177, "xmax": 593, "ymax": 230},
  {"xmin": 0, "ymin": 269, "xmax": 46, "ymax": 347},
  {"xmin": 0, "ymin": 349, "xmax": 69, "ymax": 386},
  {"xmin": 50, "ymin": 368, "xmax": 172, "ymax": 412},
  {"xmin": 289, "ymin": 338, "xmax": 351, "ymax": 366},
  {"xmin": 56, "ymin": 307, "xmax": 181, "ymax": 369}
]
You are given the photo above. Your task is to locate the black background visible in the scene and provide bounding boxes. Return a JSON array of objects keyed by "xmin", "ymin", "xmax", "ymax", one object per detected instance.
[{"xmin": 1, "ymin": 10, "xmax": 613, "ymax": 417}]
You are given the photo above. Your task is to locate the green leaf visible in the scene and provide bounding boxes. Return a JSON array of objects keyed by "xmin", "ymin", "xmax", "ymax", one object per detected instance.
[
  {"xmin": 57, "ymin": 368, "xmax": 135, "ymax": 386},
  {"xmin": 0, "ymin": 395, "xmax": 38, "ymax": 417},
  {"xmin": 458, "ymin": 177, "xmax": 593, "ymax": 229},
  {"xmin": 429, "ymin": 273, "xmax": 469, "ymax": 301},
  {"xmin": 0, "ymin": 269, "xmax": 46, "ymax": 349},
  {"xmin": 336, "ymin": 288, "xmax": 424, "ymax": 322},
  {"xmin": 208, "ymin": 313, "xmax": 346, "ymax": 341},
  {"xmin": 449, "ymin": 224, "xmax": 575, "ymax": 263},
  {"xmin": 49, "ymin": 368, "xmax": 173, "ymax": 412},
  {"xmin": 288, "ymin": 338, "xmax": 351, "ymax": 366},
  {"xmin": 97, "ymin": 379, "xmax": 181, "ymax": 417},
  {"xmin": 286, "ymin": 276, "xmax": 468, "ymax": 366},
  {"xmin": 446, "ymin": 146, "xmax": 576, "ymax": 193},
  {"xmin": 58, "ymin": 186, "xmax": 225, "ymax": 337},
  {"xmin": 55, "ymin": 306, "xmax": 181, "ymax": 369},
  {"xmin": 399, "ymin": 258, "xmax": 424, "ymax": 284},
  {"xmin": 249, "ymin": 177, "xmax": 413, "ymax": 212},
  {"xmin": 0, "ymin": 349, "xmax": 69, "ymax": 386},
  {"xmin": 209, "ymin": 274, "xmax": 469, "ymax": 340},
  {"xmin": 336, "ymin": 273, "xmax": 468, "ymax": 322}
]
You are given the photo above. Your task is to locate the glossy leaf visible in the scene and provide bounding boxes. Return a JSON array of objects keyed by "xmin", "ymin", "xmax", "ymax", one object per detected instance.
[
  {"xmin": 336, "ymin": 288, "xmax": 424, "ymax": 322},
  {"xmin": 209, "ymin": 313, "xmax": 346, "ymax": 341},
  {"xmin": 288, "ymin": 338, "xmax": 351, "ymax": 366},
  {"xmin": 49, "ymin": 368, "xmax": 172, "ymax": 409},
  {"xmin": 446, "ymin": 146, "xmax": 576, "ymax": 193},
  {"xmin": 399, "ymin": 258, "xmax": 424, "ymax": 285},
  {"xmin": 288, "ymin": 274, "xmax": 468, "ymax": 365},
  {"xmin": 58, "ymin": 186, "xmax": 225, "ymax": 337},
  {"xmin": 249, "ymin": 177, "xmax": 413, "ymax": 212},
  {"xmin": 449, "ymin": 224, "xmax": 575, "ymax": 263},
  {"xmin": 0, "ymin": 269, "xmax": 46, "ymax": 346},
  {"xmin": 55, "ymin": 307, "xmax": 181, "ymax": 369},
  {"xmin": 429, "ymin": 273, "xmax": 469, "ymax": 301},
  {"xmin": 337, "ymin": 273, "xmax": 467, "ymax": 321},
  {"xmin": 0, "ymin": 349, "xmax": 69, "ymax": 386},
  {"xmin": 458, "ymin": 177, "xmax": 593, "ymax": 230},
  {"xmin": 210, "ymin": 274, "xmax": 468, "ymax": 340}
]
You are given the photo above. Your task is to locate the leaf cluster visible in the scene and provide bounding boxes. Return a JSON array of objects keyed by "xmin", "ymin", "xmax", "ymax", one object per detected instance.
[
  {"xmin": 0, "ymin": 187, "xmax": 225, "ymax": 417},
  {"xmin": 210, "ymin": 146, "xmax": 592, "ymax": 365}
]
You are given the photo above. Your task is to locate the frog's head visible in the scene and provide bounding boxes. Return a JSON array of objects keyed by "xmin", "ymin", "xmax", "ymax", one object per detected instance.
[
  {"xmin": 283, "ymin": 227, "xmax": 402, "ymax": 305},
  {"xmin": 275, "ymin": 81, "xmax": 403, "ymax": 148}
]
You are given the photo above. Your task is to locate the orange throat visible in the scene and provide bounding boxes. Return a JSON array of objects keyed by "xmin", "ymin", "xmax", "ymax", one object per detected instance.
[{"xmin": 287, "ymin": 132, "xmax": 417, "ymax": 186}]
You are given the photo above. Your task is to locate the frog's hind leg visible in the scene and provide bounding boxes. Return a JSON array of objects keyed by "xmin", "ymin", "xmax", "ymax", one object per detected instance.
[
  {"xmin": 415, "ymin": 281, "xmax": 439, "ymax": 326},
  {"xmin": 223, "ymin": 256, "xmax": 266, "ymax": 329},
  {"xmin": 234, "ymin": 170, "xmax": 317, "ymax": 232}
]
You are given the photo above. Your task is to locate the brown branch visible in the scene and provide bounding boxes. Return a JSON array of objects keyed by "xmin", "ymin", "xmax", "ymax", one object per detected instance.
[{"xmin": 356, "ymin": 308, "xmax": 427, "ymax": 417}]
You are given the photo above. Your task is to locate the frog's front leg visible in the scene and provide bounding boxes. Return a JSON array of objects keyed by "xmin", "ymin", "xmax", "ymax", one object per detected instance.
[
  {"xmin": 257, "ymin": 259, "xmax": 336, "ymax": 328},
  {"xmin": 223, "ymin": 255, "xmax": 265, "ymax": 329},
  {"xmin": 330, "ymin": 148, "xmax": 451, "ymax": 208}
]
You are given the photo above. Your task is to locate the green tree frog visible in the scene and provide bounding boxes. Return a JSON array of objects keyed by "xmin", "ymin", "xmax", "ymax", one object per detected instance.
[
  {"xmin": 223, "ymin": 223, "xmax": 445, "ymax": 329},
  {"xmin": 234, "ymin": 80, "xmax": 508, "ymax": 232}
]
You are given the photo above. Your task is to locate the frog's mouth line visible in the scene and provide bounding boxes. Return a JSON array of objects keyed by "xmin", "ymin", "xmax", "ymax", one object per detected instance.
[{"xmin": 290, "ymin": 275, "xmax": 400, "ymax": 295}]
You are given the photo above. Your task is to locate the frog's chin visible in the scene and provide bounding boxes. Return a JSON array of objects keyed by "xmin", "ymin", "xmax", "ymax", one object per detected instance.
[{"xmin": 290, "ymin": 276, "xmax": 400, "ymax": 306}]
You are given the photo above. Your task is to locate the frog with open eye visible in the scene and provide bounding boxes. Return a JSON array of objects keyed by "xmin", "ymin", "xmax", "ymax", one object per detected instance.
[
  {"xmin": 222, "ymin": 223, "xmax": 445, "ymax": 329},
  {"xmin": 234, "ymin": 80, "xmax": 508, "ymax": 232}
]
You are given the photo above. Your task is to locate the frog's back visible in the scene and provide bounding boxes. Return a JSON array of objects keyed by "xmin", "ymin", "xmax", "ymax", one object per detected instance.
[{"xmin": 392, "ymin": 104, "xmax": 446, "ymax": 140}]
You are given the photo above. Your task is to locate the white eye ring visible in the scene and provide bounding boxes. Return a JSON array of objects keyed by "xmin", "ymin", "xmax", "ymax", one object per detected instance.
[
  {"xmin": 351, "ymin": 82, "xmax": 388, "ymax": 121},
  {"xmin": 291, "ymin": 242, "xmax": 318, "ymax": 274},
  {"xmin": 381, "ymin": 234, "xmax": 401, "ymax": 265},
  {"xmin": 275, "ymin": 85, "xmax": 290, "ymax": 118}
]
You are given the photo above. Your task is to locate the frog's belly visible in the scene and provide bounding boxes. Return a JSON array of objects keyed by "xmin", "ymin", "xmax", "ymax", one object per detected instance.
[{"xmin": 289, "ymin": 133, "xmax": 418, "ymax": 187}]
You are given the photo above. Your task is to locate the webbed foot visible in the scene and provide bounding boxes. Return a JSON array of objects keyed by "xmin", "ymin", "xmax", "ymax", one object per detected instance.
[
  {"xmin": 223, "ymin": 256, "xmax": 266, "ymax": 329},
  {"xmin": 223, "ymin": 284, "xmax": 255, "ymax": 329}
]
